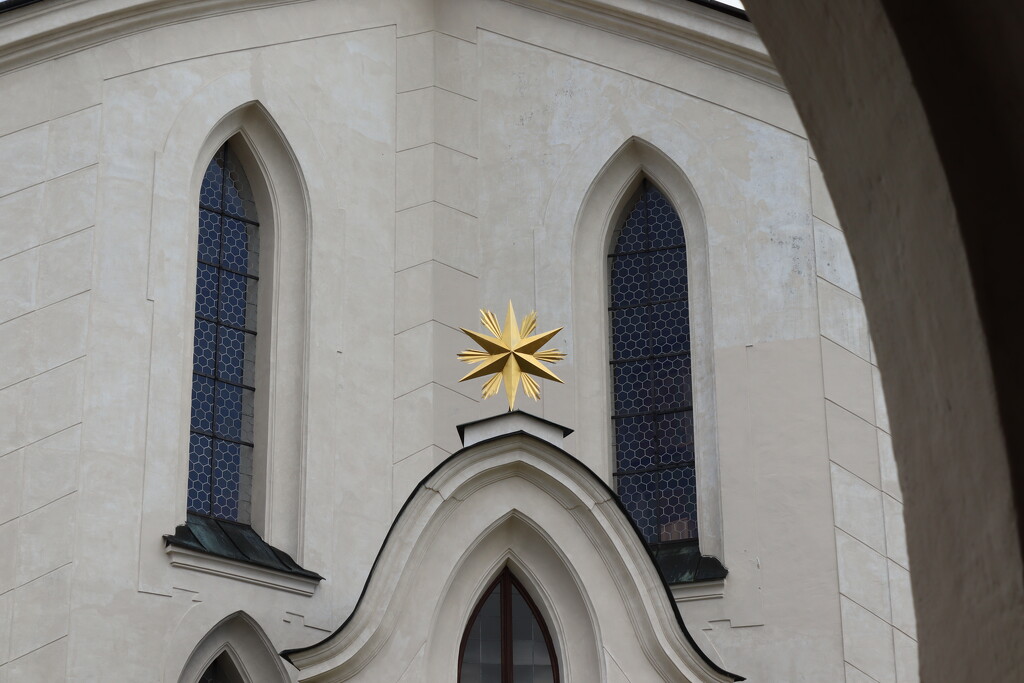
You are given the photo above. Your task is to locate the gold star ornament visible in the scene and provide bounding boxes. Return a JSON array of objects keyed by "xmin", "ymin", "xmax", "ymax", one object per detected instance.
[{"xmin": 458, "ymin": 301, "xmax": 567, "ymax": 411}]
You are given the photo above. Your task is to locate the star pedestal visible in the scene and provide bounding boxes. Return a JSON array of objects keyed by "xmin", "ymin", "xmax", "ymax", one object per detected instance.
[{"xmin": 456, "ymin": 410, "xmax": 573, "ymax": 449}]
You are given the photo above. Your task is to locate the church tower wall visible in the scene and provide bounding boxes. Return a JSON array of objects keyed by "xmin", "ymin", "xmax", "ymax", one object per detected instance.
[{"xmin": 0, "ymin": 1, "xmax": 917, "ymax": 681}]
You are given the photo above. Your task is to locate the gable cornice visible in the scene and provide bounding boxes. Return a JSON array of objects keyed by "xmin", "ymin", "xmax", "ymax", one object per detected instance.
[
  {"xmin": 282, "ymin": 431, "xmax": 742, "ymax": 682},
  {"xmin": 0, "ymin": 0, "xmax": 781, "ymax": 90},
  {"xmin": 506, "ymin": 0, "xmax": 783, "ymax": 89},
  {"xmin": 0, "ymin": 0, "xmax": 294, "ymax": 72}
]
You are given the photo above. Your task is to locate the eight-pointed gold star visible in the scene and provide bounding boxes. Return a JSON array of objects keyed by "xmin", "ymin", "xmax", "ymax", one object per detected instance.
[{"xmin": 458, "ymin": 301, "xmax": 567, "ymax": 411}]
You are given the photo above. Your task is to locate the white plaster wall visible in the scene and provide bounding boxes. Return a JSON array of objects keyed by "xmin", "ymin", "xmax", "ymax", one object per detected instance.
[
  {"xmin": 810, "ymin": 156, "xmax": 919, "ymax": 683},
  {"xmin": 0, "ymin": 0, "xmax": 917, "ymax": 681},
  {"xmin": 1, "ymin": 2, "xmax": 399, "ymax": 680},
  {"xmin": 469, "ymin": 12, "xmax": 844, "ymax": 682},
  {"xmin": 0, "ymin": 66, "xmax": 97, "ymax": 679}
]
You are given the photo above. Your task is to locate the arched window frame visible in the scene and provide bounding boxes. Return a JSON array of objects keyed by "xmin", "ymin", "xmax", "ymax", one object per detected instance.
[
  {"xmin": 174, "ymin": 612, "xmax": 290, "ymax": 683},
  {"xmin": 186, "ymin": 128, "xmax": 291, "ymax": 543},
  {"xmin": 458, "ymin": 567, "xmax": 560, "ymax": 683},
  {"xmin": 153, "ymin": 105, "xmax": 313, "ymax": 575},
  {"xmin": 608, "ymin": 179, "xmax": 698, "ymax": 549},
  {"xmin": 187, "ymin": 141, "xmax": 262, "ymax": 525},
  {"xmin": 571, "ymin": 139, "xmax": 725, "ymax": 574}
]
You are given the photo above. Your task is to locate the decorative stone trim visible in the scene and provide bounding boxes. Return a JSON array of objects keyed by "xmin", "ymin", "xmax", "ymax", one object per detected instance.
[
  {"xmin": 673, "ymin": 578, "xmax": 726, "ymax": 603},
  {"xmin": 0, "ymin": 0, "xmax": 779, "ymax": 86},
  {"xmin": 282, "ymin": 420, "xmax": 742, "ymax": 682},
  {"xmin": 507, "ymin": 0, "xmax": 782, "ymax": 88},
  {"xmin": 165, "ymin": 544, "xmax": 321, "ymax": 596}
]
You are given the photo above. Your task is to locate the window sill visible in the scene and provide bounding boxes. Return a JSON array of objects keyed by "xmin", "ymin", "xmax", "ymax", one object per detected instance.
[
  {"xmin": 671, "ymin": 577, "xmax": 725, "ymax": 602},
  {"xmin": 163, "ymin": 513, "xmax": 323, "ymax": 596},
  {"xmin": 650, "ymin": 538, "xmax": 728, "ymax": 585},
  {"xmin": 165, "ymin": 544, "xmax": 321, "ymax": 595}
]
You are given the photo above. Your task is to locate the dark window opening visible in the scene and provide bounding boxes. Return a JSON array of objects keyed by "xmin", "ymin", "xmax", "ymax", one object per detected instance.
[
  {"xmin": 610, "ymin": 180, "xmax": 723, "ymax": 584},
  {"xmin": 458, "ymin": 568, "xmax": 559, "ymax": 683},
  {"xmin": 197, "ymin": 653, "xmax": 244, "ymax": 683}
]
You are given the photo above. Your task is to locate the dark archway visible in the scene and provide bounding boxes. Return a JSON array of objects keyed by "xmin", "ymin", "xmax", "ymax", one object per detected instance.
[
  {"xmin": 177, "ymin": 612, "xmax": 289, "ymax": 683},
  {"xmin": 197, "ymin": 652, "xmax": 245, "ymax": 683},
  {"xmin": 740, "ymin": 1, "xmax": 1024, "ymax": 680}
]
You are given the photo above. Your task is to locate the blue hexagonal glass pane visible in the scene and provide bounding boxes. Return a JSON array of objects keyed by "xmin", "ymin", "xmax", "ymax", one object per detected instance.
[
  {"xmin": 187, "ymin": 433, "xmax": 213, "ymax": 514},
  {"xmin": 613, "ymin": 197, "xmax": 647, "ymax": 254},
  {"xmin": 217, "ymin": 327, "xmax": 256, "ymax": 386},
  {"xmin": 189, "ymin": 142, "xmax": 260, "ymax": 522},
  {"xmin": 646, "ymin": 188, "xmax": 685, "ymax": 250},
  {"xmin": 195, "ymin": 263, "xmax": 219, "ymax": 321},
  {"xmin": 198, "ymin": 210, "xmax": 220, "ymax": 266},
  {"xmin": 609, "ymin": 253, "xmax": 648, "ymax": 308},
  {"xmin": 610, "ymin": 181, "xmax": 695, "ymax": 546},
  {"xmin": 223, "ymin": 151, "xmax": 258, "ymax": 221},
  {"xmin": 221, "ymin": 217, "xmax": 259, "ymax": 275},
  {"xmin": 211, "ymin": 440, "xmax": 242, "ymax": 520},
  {"xmin": 649, "ymin": 355, "xmax": 692, "ymax": 411},
  {"xmin": 648, "ymin": 248, "xmax": 687, "ymax": 301},
  {"xmin": 658, "ymin": 411, "xmax": 695, "ymax": 467},
  {"xmin": 617, "ymin": 471, "xmax": 660, "ymax": 544},
  {"xmin": 191, "ymin": 375, "xmax": 214, "ymax": 434},
  {"xmin": 218, "ymin": 270, "xmax": 254, "ymax": 329},
  {"xmin": 614, "ymin": 415, "xmax": 657, "ymax": 472},
  {"xmin": 610, "ymin": 307, "xmax": 650, "ymax": 361},
  {"xmin": 648, "ymin": 301, "xmax": 690, "ymax": 356},
  {"xmin": 660, "ymin": 465, "xmax": 698, "ymax": 541},
  {"xmin": 199, "ymin": 152, "xmax": 223, "ymax": 209},
  {"xmin": 193, "ymin": 319, "xmax": 216, "ymax": 376},
  {"xmin": 612, "ymin": 360, "xmax": 651, "ymax": 415},
  {"xmin": 214, "ymin": 382, "xmax": 242, "ymax": 441}
]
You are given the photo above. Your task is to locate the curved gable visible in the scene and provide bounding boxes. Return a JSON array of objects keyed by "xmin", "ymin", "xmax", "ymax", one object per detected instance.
[{"xmin": 284, "ymin": 420, "xmax": 741, "ymax": 682}]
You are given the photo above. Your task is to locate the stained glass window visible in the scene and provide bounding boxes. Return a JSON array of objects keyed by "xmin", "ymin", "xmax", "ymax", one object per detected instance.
[
  {"xmin": 459, "ymin": 569, "xmax": 558, "ymax": 683},
  {"xmin": 609, "ymin": 180, "xmax": 698, "ymax": 548},
  {"xmin": 187, "ymin": 143, "xmax": 259, "ymax": 524}
]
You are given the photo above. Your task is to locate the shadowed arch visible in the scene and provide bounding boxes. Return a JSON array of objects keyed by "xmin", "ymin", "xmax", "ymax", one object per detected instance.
[
  {"xmin": 177, "ymin": 612, "xmax": 290, "ymax": 683},
  {"xmin": 742, "ymin": 2, "xmax": 1024, "ymax": 679}
]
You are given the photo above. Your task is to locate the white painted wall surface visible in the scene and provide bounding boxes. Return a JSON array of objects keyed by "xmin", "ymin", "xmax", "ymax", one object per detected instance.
[{"xmin": 0, "ymin": 0, "xmax": 916, "ymax": 681}]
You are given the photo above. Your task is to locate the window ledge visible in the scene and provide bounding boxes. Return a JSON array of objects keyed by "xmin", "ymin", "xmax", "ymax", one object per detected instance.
[
  {"xmin": 651, "ymin": 538, "xmax": 728, "ymax": 585},
  {"xmin": 672, "ymin": 578, "xmax": 725, "ymax": 602},
  {"xmin": 165, "ymin": 544, "xmax": 320, "ymax": 595},
  {"xmin": 163, "ymin": 513, "xmax": 323, "ymax": 596}
]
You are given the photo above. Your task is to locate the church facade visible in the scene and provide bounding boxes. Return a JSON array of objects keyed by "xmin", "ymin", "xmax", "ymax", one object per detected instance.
[{"xmin": 0, "ymin": 0, "xmax": 918, "ymax": 681}]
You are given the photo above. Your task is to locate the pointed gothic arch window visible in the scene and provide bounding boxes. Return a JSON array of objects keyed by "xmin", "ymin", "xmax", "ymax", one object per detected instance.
[
  {"xmin": 187, "ymin": 142, "xmax": 260, "ymax": 523},
  {"xmin": 458, "ymin": 569, "xmax": 559, "ymax": 683},
  {"xmin": 197, "ymin": 652, "xmax": 245, "ymax": 683},
  {"xmin": 609, "ymin": 180, "xmax": 698, "ymax": 551},
  {"xmin": 166, "ymin": 125, "xmax": 320, "ymax": 587}
]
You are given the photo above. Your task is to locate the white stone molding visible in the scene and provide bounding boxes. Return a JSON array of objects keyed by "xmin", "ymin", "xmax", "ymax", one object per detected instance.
[
  {"xmin": 0, "ymin": 0, "xmax": 775, "ymax": 86},
  {"xmin": 458, "ymin": 410, "xmax": 573, "ymax": 448},
  {"xmin": 0, "ymin": 0, "xmax": 291, "ymax": 70},
  {"xmin": 136, "ymin": 68, "xmax": 319, "ymax": 594},
  {"xmin": 672, "ymin": 578, "xmax": 726, "ymax": 603},
  {"xmin": 171, "ymin": 611, "xmax": 292, "ymax": 683},
  {"xmin": 506, "ymin": 0, "xmax": 781, "ymax": 88},
  {"xmin": 164, "ymin": 545, "xmax": 321, "ymax": 597},
  {"xmin": 567, "ymin": 136, "xmax": 724, "ymax": 561},
  {"xmin": 284, "ymin": 431, "xmax": 738, "ymax": 682}
]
